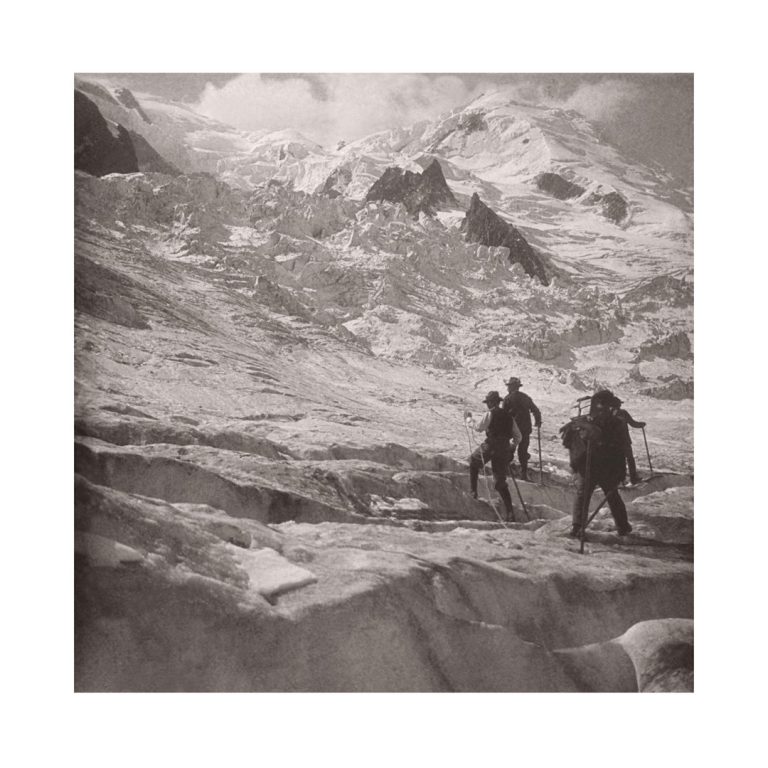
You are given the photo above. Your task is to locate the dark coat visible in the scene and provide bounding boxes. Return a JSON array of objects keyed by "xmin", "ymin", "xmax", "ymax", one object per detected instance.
[
  {"xmin": 588, "ymin": 414, "xmax": 627, "ymax": 485},
  {"xmin": 616, "ymin": 408, "xmax": 644, "ymax": 429},
  {"xmin": 485, "ymin": 406, "xmax": 515, "ymax": 449},
  {"xmin": 502, "ymin": 391, "xmax": 541, "ymax": 434}
]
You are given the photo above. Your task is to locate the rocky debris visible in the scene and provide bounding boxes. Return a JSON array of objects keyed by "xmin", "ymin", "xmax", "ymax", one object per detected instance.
[
  {"xmin": 634, "ymin": 331, "xmax": 692, "ymax": 362},
  {"xmin": 461, "ymin": 193, "xmax": 549, "ymax": 284},
  {"xmin": 75, "ymin": 90, "xmax": 139, "ymax": 176},
  {"xmin": 128, "ymin": 130, "xmax": 181, "ymax": 175},
  {"xmin": 535, "ymin": 172, "xmax": 585, "ymax": 200},
  {"xmin": 365, "ymin": 159, "xmax": 457, "ymax": 218}
]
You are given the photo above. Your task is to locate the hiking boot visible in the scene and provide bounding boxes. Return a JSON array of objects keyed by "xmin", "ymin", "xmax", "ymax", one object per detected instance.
[
  {"xmin": 628, "ymin": 476, "xmax": 642, "ymax": 486},
  {"xmin": 471, "ymin": 491, "xmax": 478, "ymax": 500},
  {"xmin": 617, "ymin": 524, "xmax": 633, "ymax": 536},
  {"xmin": 520, "ymin": 468, "xmax": 529, "ymax": 482},
  {"xmin": 568, "ymin": 525, "xmax": 583, "ymax": 539}
]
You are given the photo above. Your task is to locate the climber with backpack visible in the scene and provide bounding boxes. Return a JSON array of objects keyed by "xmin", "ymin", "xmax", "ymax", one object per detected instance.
[
  {"xmin": 559, "ymin": 389, "xmax": 633, "ymax": 539},
  {"xmin": 465, "ymin": 391, "xmax": 522, "ymax": 521}
]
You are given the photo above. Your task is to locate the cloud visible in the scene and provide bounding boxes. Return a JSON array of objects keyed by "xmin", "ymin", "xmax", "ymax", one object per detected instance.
[
  {"xmin": 559, "ymin": 79, "xmax": 644, "ymax": 122},
  {"xmin": 472, "ymin": 76, "xmax": 644, "ymax": 122},
  {"xmin": 195, "ymin": 74, "xmax": 646, "ymax": 149},
  {"xmin": 195, "ymin": 74, "xmax": 486, "ymax": 147}
]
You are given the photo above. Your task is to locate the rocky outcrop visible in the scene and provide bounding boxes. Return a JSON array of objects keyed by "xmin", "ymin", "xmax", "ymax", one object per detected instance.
[
  {"xmin": 74, "ymin": 79, "xmax": 120, "ymax": 106},
  {"xmin": 75, "ymin": 90, "xmax": 139, "ymax": 176},
  {"xmin": 634, "ymin": 331, "xmax": 692, "ymax": 362},
  {"xmin": 114, "ymin": 87, "xmax": 152, "ymax": 123},
  {"xmin": 642, "ymin": 377, "xmax": 694, "ymax": 401},
  {"xmin": 461, "ymin": 193, "xmax": 549, "ymax": 284},
  {"xmin": 585, "ymin": 190, "xmax": 628, "ymax": 223},
  {"xmin": 535, "ymin": 173, "xmax": 627, "ymax": 224},
  {"xmin": 128, "ymin": 130, "xmax": 181, "ymax": 175},
  {"xmin": 535, "ymin": 172, "xmax": 585, "ymax": 200},
  {"xmin": 318, "ymin": 166, "xmax": 352, "ymax": 198},
  {"xmin": 365, "ymin": 159, "xmax": 457, "ymax": 217}
]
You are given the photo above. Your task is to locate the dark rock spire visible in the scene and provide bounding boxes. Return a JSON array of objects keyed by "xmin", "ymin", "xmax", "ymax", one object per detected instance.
[{"xmin": 461, "ymin": 193, "xmax": 549, "ymax": 285}]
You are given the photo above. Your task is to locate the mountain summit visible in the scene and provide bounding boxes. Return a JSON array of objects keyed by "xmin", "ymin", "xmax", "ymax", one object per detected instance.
[{"xmin": 364, "ymin": 158, "xmax": 458, "ymax": 217}]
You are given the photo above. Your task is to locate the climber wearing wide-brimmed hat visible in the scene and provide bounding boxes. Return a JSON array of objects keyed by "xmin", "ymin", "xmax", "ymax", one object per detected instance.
[
  {"xmin": 608, "ymin": 395, "xmax": 647, "ymax": 486},
  {"xmin": 566, "ymin": 389, "xmax": 632, "ymax": 538},
  {"xmin": 502, "ymin": 376, "xmax": 542, "ymax": 482},
  {"xmin": 464, "ymin": 391, "xmax": 522, "ymax": 521}
]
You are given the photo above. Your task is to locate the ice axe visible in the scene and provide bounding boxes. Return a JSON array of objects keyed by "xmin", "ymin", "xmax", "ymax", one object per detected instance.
[
  {"xmin": 537, "ymin": 425, "xmax": 543, "ymax": 485},
  {"xmin": 579, "ymin": 439, "xmax": 593, "ymax": 555},
  {"xmin": 507, "ymin": 455, "xmax": 530, "ymax": 522},
  {"xmin": 584, "ymin": 487, "xmax": 620, "ymax": 531},
  {"xmin": 641, "ymin": 426, "xmax": 654, "ymax": 476}
]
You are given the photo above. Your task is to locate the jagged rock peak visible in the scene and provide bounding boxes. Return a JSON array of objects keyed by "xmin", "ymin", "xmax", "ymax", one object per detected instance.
[
  {"xmin": 536, "ymin": 172, "xmax": 585, "ymax": 201},
  {"xmin": 364, "ymin": 159, "xmax": 457, "ymax": 217},
  {"xmin": 75, "ymin": 90, "xmax": 139, "ymax": 177},
  {"xmin": 461, "ymin": 193, "xmax": 549, "ymax": 285},
  {"xmin": 114, "ymin": 87, "xmax": 152, "ymax": 124}
]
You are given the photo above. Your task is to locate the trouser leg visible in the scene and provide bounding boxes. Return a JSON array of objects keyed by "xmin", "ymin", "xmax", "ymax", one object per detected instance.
[
  {"xmin": 491, "ymin": 447, "xmax": 514, "ymax": 520},
  {"xmin": 498, "ymin": 487, "xmax": 514, "ymax": 520},
  {"xmin": 626, "ymin": 450, "xmax": 639, "ymax": 483},
  {"xmin": 518, "ymin": 432, "xmax": 531, "ymax": 479},
  {"xmin": 599, "ymin": 480, "xmax": 630, "ymax": 532},
  {"xmin": 469, "ymin": 446, "xmax": 487, "ymax": 496},
  {"xmin": 572, "ymin": 472, "xmax": 596, "ymax": 529}
]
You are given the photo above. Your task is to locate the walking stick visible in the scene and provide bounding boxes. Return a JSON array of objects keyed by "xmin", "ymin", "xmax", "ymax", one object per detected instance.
[
  {"xmin": 580, "ymin": 440, "xmax": 593, "ymax": 555},
  {"xmin": 507, "ymin": 453, "xmax": 530, "ymax": 521},
  {"xmin": 537, "ymin": 426, "xmax": 543, "ymax": 485},
  {"xmin": 641, "ymin": 426, "xmax": 654, "ymax": 476},
  {"xmin": 584, "ymin": 487, "xmax": 619, "ymax": 530}
]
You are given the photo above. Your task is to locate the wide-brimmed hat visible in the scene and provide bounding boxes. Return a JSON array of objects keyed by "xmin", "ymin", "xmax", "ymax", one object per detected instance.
[
  {"xmin": 591, "ymin": 389, "xmax": 616, "ymax": 408},
  {"xmin": 505, "ymin": 377, "xmax": 522, "ymax": 387},
  {"xmin": 483, "ymin": 390, "xmax": 501, "ymax": 404}
]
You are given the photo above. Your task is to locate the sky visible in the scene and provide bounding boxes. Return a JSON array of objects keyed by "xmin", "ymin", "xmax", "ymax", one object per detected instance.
[{"xmin": 83, "ymin": 73, "xmax": 693, "ymax": 185}]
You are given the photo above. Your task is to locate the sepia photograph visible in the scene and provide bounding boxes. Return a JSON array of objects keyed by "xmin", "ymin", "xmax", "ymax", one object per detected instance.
[{"xmin": 74, "ymin": 71, "xmax": 694, "ymax": 693}]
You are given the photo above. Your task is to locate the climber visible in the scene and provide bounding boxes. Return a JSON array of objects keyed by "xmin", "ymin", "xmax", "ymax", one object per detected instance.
[
  {"xmin": 609, "ymin": 396, "xmax": 647, "ymax": 486},
  {"xmin": 464, "ymin": 391, "xmax": 521, "ymax": 521},
  {"xmin": 563, "ymin": 389, "xmax": 633, "ymax": 538},
  {"xmin": 502, "ymin": 377, "xmax": 542, "ymax": 481}
]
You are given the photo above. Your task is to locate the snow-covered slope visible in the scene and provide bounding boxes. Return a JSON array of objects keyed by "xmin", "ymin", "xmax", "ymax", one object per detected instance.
[
  {"xmin": 74, "ymin": 82, "xmax": 694, "ymax": 692},
  {"xmin": 75, "ymin": 78, "xmax": 329, "ymax": 184}
]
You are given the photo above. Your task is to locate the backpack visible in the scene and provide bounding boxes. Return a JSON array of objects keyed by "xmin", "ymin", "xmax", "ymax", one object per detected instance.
[
  {"xmin": 559, "ymin": 415, "xmax": 605, "ymax": 471},
  {"xmin": 488, "ymin": 407, "xmax": 515, "ymax": 443}
]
